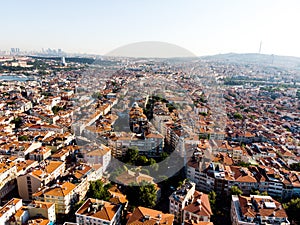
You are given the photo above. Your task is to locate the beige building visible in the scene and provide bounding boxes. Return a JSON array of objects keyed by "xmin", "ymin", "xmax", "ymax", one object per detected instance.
[
  {"xmin": 27, "ymin": 201, "xmax": 56, "ymax": 224},
  {"xmin": 43, "ymin": 182, "xmax": 77, "ymax": 214},
  {"xmin": 13, "ymin": 200, "xmax": 56, "ymax": 225},
  {"xmin": 28, "ymin": 146, "xmax": 52, "ymax": 162},
  {"xmin": 112, "ymin": 132, "xmax": 164, "ymax": 158}
]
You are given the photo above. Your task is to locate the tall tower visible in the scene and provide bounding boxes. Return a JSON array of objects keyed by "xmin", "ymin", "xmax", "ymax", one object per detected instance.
[{"xmin": 259, "ymin": 41, "xmax": 262, "ymax": 54}]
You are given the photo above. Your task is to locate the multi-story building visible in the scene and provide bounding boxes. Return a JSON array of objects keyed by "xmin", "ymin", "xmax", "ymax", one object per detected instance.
[
  {"xmin": 129, "ymin": 102, "xmax": 148, "ymax": 134},
  {"xmin": 75, "ymin": 198, "xmax": 122, "ymax": 225},
  {"xmin": 127, "ymin": 206, "xmax": 174, "ymax": 225},
  {"xmin": 182, "ymin": 191, "xmax": 213, "ymax": 223},
  {"xmin": 255, "ymin": 166, "xmax": 284, "ymax": 197},
  {"xmin": 17, "ymin": 160, "xmax": 65, "ymax": 200},
  {"xmin": 281, "ymin": 171, "xmax": 300, "ymax": 199},
  {"xmin": 187, "ymin": 158, "xmax": 215, "ymax": 193},
  {"xmin": 13, "ymin": 200, "xmax": 56, "ymax": 224},
  {"xmin": 82, "ymin": 144, "xmax": 111, "ymax": 172},
  {"xmin": 43, "ymin": 182, "xmax": 77, "ymax": 214},
  {"xmin": 0, "ymin": 159, "xmax": 17, "ymax": 198},
  {"xmin": 169, "ymin": 181, "xmax": 196, "ymax": 222},
  {"xmin": 28, "ymin": 146, "xmax": 52, "ymax": 162},
  {"xmin": 26, "ymin": 201, "xmax": 56, "ymax": 224},
  {"xmin": 231, "ymin": 195, "xmax": 290, "ymax": 225},
  {"xmin": 112, "ymin": 132, "xmax": 164, "ymax": 157},
  {"xmin": 0, "ymin": 198, "xmax": 22, "ymax": 225}
]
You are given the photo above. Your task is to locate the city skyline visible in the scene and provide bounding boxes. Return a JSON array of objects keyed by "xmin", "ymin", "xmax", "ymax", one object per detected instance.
[{"xmin": 1, "ymin": 0, "xmax": 300, "ymax": 57}]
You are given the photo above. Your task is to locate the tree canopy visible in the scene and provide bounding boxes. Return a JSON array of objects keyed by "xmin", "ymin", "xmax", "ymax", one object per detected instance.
[
  {"xmin": 123, "ymin": 146, "xmax": 139, "ymax": 163},
  {"xmin": 86, "ymin": 180, "xmax": 111, "ymax": 201},
  {"xmin": 230, "ymin": 186, "xmax": 243, "ymax": 195},
  {"xmin": 290, "ymin": 162, "xmax": 300, "ymax": 171},
  {"xmin": 283, "ymin": 198, "xmax": 300, "ymax": 224},
  {"xmin": 126, "ymin": 181, "xmax": 157, "ymax": 208},
  {"xmin": 208, "ymin": 191, "xmax": 217, "ymax": 211}
]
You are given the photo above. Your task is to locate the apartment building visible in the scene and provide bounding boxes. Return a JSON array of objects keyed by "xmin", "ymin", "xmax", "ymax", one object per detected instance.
[
  {"xmin": 169, "ymin": 181, "xmax": 196, "ymax": 222},
  {"xmin": 43, "ymin": 182, "xmax": 77, "ymax": 214},
  {"xmin": 127, "ymin": 206, "xmax": 174, "ymax": 225},
  {"xmin": 76, "ymin": 198, "xmax": 122, "ymax": 225},
  {"xmin": 0, "ymin": 198, "xmax": 22, "ymax": 225},
  {"xmin": 17, "ymin": 160, "xmax": 65, "ymax": 200},
  {"xmin": 0, "ymin": 159, "xmax": 17, "ymax": 198},
  {"xmin": 182, "ymin": 191, "xmax": 213, "ymax": 223},
  {"xmin": 82, "ymin": 144, "xmax": 111, "ymax": 171},
  {"xmin": 231, "ymin": 195, "xmax": 290, "ymax": 225},
  {"xmin": 13, "ymin": 201, "xmax": 56, "ymax": 225}
]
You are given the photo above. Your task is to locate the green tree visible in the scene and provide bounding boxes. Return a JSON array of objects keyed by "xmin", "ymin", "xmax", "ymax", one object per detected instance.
[
  {"xmin": 92, "ymin": 92, "xmax": 103, "ymax": 99},
  {"xmin": 237, "ymin": 161, "xmax": 251, "ymax": 167},
  {"xmin": 283, "ymin": 198, "xmax": 300, "ymax": 224},
  {"xmin": 11, "ymin": 117, "xmax": 22, "ymax": 129},
  {"xmin": 261, "ymin": 191, "xmax": 268, "ymax": 196},
  {"xmin": 136, "ymin": 155, "xmax": 148, "ymax": 166},
  {"xmin": 140, "ymin": 168, "xmax": 150, "ymax": 175},
  {"xmin": 233, "ymin": 112, "xmax": 243, "ymax": 120},
  {"xmin": 250, "ymin": 189, "xmax": 261, "ymax": 195},
  {"xmin": 199, "ymin": 112, "xmax": 208, "ymax": 117},
  {"xmin": 150, "ymin": 162, "xmax": 159, "ymax": 173},
  {"xmin": 148, "ymin": 158, "xmax": 156, "ymax": 166},
  {"xmin": 123, "ymin": 146, "xmax": 139, "ymax": 163},
  {"xmin": 87, "ymin": 180, "xmax": 110, "ymax": 201},
  {"xmin": 230, "ymin": 186, "xmax": 243, "ymax": 195},
  {"xmin": 126, "ymin": 181, "xmax": 157, "ymax": 208},
  {"xmin": 160, "ymin": 152, "xmax": 169, "ymax": 161},
  {"xmin": 250, "ymin": 189, "xmax": 268, "ymax": 196},
  {"xmin": 290, "ymin": 162, "xmax": 300, "ymax": 171},
  {"xmin": 208, "ymin": 191, "xmax": 217, "ymax": 210},
  {"xmin": 18, "ymin": 135, "xmax": 28, "ymax": 141}
]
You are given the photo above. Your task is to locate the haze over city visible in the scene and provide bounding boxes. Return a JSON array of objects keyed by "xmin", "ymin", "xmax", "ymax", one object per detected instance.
[{"xmin": 1, "ymin": 0, "xmax": 300, "ymax": 57}]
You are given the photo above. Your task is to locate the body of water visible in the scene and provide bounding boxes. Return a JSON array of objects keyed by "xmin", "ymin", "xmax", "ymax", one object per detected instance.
[{"xmin": 0, "ymin": 75, "xmax": 33, "ymax": 81}]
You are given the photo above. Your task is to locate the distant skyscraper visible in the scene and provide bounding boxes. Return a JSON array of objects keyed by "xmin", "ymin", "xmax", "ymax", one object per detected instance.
[
  {"xmin": 61, "ymin": 56, "xmax": 66, "ymax": 66},
  {"xmin": 10, "ymin": 48, "xmax": 20, "ymax": 55}
]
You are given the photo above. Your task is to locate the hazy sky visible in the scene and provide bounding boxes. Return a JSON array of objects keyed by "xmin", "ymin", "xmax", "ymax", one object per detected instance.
[{"xmin": 1, "ymin": 0, "xmax": 300, "ymax": 57}]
